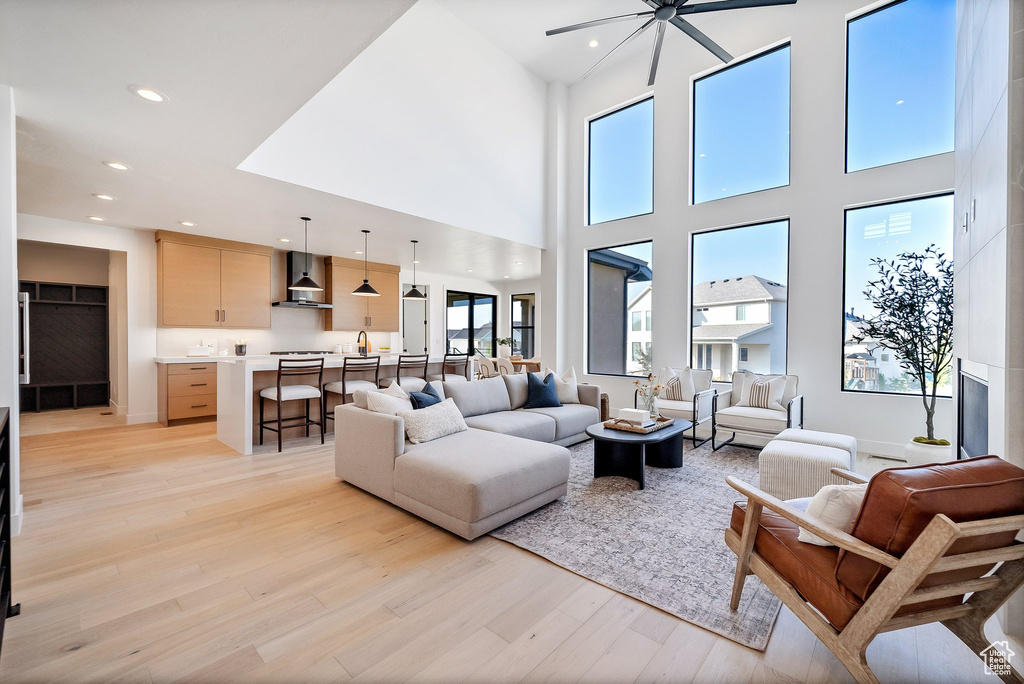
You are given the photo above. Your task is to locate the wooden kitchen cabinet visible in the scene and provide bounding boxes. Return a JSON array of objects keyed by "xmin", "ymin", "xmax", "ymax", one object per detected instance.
[
  {"xmin": 156, "ymin": 231, "xmax": 272, "ymax": 329},
  {"xmin": 324, "ymin": 256, "xmax": 401, "ymax": 332},
  {"xmin": 157, "ymin": 361, "xmax": 217, "ymax": 426}
]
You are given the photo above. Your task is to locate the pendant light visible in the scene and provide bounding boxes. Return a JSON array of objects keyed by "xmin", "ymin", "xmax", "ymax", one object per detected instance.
[
  {"xmin": 288, "ymin": 217, "xmax": 323, "ymax": 292},
  {"xmin": 402, "ymin": 240, "xmax": 427, "ymax": 300},
  {"xmin": 351, "ymin": 229, "xmax": 380, "ymax": 297}
]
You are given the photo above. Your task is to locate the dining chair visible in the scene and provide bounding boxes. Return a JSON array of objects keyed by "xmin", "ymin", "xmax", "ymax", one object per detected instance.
[{"xmin": 258, "ymin": 357, "xmax": 325, "ymax": 452}]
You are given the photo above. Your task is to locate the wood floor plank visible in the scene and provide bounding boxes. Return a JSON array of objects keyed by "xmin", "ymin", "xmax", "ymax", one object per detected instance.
[{"xmin": 0, "ymin": 418, "xmax": 997, "ymax": 684}]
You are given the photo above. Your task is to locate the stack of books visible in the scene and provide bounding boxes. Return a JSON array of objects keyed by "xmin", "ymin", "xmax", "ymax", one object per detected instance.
[{"xmin": 617, "ymin": 408, "xmax": 655, "ymax": 428}]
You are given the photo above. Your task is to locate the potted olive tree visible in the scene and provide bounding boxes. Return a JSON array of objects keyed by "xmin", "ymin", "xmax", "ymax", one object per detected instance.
[{"xmin": 856, "ymin": 245, "xmax": 954, "ymax": 464}]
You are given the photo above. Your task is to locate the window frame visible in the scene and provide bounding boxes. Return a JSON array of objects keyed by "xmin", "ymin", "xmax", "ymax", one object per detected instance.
[
  {"xmin": 586, "ymin": 238, "xmax": 654, "ymax": 378},
  {"xmin": 690, "ymin": 40, "xmax": 792, "ymax": 205},
  {"xmin": 586, "ymin": 95, "xmax": 655, "ymax": 226},
  {"xmin": 839, "ymin": 191, "xmax": 954, "ymax": 397},
  {"xmin": 689, "ymin": 218, "xmax": 791, "ymax": 375},
  {"xmin": 510, "ymin": 292, "xmax": 536, "ymax": 359},
  {"xmin": 844, "ymin": 0, "xmax": 955, "ymax": 174},
  {"xmin": 445, "ymin": 290, "xmax": 497, "ymax": 358}
]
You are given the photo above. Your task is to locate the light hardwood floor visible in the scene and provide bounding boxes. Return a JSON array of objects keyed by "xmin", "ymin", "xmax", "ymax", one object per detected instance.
[{"xmin": 0, "ymin": 420, "xmax": 1005, "ymax": 683}]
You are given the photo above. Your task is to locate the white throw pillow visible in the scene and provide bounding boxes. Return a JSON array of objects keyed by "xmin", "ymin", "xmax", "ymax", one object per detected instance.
[
  {"xmin": 737, "ymin": 373, "xmax": 786, "ymax": 412},
  {"xmin": 544, "ymin": 366, "xmax": 579, "ymax": 404},
  {"xmin": 398, "ymin": 398, "xmax": 468, "ymax": 444},
  {"xmin": 797, "ymin": 483, "xmax": 868, "ymax": 546},
  {"xmin": 365, "ymin": 382, "xmax": 413, "ymax": 415},
  {"xmin": 659, "ymin": 367, "xmax": 695, "ymax": 401}
]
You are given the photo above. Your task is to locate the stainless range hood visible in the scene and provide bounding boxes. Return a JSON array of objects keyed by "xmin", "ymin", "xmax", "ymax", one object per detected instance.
[{"xmin": 273, "ymin": 251, "xmax": 333, "ymax": 309}]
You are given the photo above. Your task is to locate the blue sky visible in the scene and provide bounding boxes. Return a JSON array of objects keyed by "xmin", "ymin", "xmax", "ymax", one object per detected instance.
[
  {"xmin": 847, "ymin": 0, "xmax": 955, "ymax": 171},
  {"xmin": 691, "ymin": 221, "xmax": 789, "ymax": 286},
  {"xmin": 588, "ymin": 98, "xmax": 654, "ymax": 225},
  {"xmin": 693, "ymin": 46, "xmax": 790, "ymax": 204},
  {"xmin": 845, "ymin": 194, "xmax": 954, "ymax": 318}
]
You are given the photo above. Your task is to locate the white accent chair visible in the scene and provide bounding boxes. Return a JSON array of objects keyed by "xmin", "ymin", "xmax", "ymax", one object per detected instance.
[
  {"xmin": 711, "ymin": 370, "xmax": 803, "ymax": 451},
  {"xmin": 640, "ymin": 367, "xmax": 717, "ymax": 448},
  {"xmin": 494, "ymin": 357, "xmax": 516, "ymax": 376}
]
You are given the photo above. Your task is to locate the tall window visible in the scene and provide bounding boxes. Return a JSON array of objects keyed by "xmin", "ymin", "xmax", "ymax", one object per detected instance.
[
  {"xmin": 446, "ymin": 291, "xmax": 496, "ymax": 357},
  {"xmin": 693, "ymin": 44, "xmax": 790, "ymax": 204},
  {"xmin": 846, "ymin": 0, "xmax": 955, "ymax": 172},
  {"xmin": 510, "ymin": 293, "xmax": 536, "ymax": 359},
  {"xmin": 691, "ymin": 221, "xmax": 789, "ymax": 380},
  {"xmin": 588, "ymin": 241, "xmax": 653, "ymax": 376},
  {"xmin": 588, "ymin": 98, "xmax": 654, "ymax": 225},
  {"xmin": 843, "ymin": 194, "xmax": 953, "ymax": 395}
]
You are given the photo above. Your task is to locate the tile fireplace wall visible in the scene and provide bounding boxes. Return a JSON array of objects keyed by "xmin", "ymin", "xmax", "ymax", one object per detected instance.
[{"xmin": 953, "ymin": 0, "xmax": 1023, "ymax": 635}]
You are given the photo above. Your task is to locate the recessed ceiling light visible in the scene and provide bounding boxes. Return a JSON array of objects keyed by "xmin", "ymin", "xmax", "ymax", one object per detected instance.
[
  {"xmin": 412, "ymin": 259, "xmax": 420, "ymax": 264},
  {"xmin": 129, "ymin": 85, "xmax": 168, "ymax": 103},
  {"xmin": 178, "ymin": 221, "xmax": 197, "ymax": 227},
  {"xmin": 92, "ymin": 194, "xmax": 115, "ymax": 201},
  {"xmin": 503, "ymin": 275, "xmax": 510, "ymax": 279},
  {"xmin": 278, "ymin": 237, "xmax": 291, "ymax": 243},
  {"xmin": 354, "ymin": 250, "xmax": 363, "ymax": 255},
  {"xmin": 588, "ymin": 39, "xmax": 599, "ymax": 48},
  {"xmin": 103, "ymin": 161, "xmax": 130, "ymax": 171},
  {"xmin": 466, "ymin": 269, "xmax": 474, "ymax": 273},
  {"xmin": 514, "ymin": 261, "xmax": 524, "ymax": 265},
  {"xmin": 87, "ymin": 216, "xmax": 105, "ymax": 221}
]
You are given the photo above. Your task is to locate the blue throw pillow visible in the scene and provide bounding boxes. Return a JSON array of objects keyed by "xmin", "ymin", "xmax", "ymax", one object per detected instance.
[
  {"xmin": 409, "ymin": 381, "xmax": 442, "ymax": 410},
  {"xmin": 524, "ymin": 372, "xmax": 562, "ymax": 409}
]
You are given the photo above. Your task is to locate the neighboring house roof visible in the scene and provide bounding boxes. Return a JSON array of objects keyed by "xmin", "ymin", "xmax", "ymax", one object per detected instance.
[
  {"xmin": 628, "ymin": 285, "xmax": 652, "ymax": 310},
  {"xmin": 691, "ymin": 323, "xmax": 771, "ymax": 341},
  {"xmin": 589, "ymin": 248, "xmax": 653, "ymax": 282},
  {"xmin": 846, "ymin": 352, "xmax": 876, "ymax": 360},
  {"xmin": 693, "ymin": 275, "xmax": 787, "ymax": 306},
  {"xmin": 446, "ymin": 322, "xmax": 493, "ymax": 341}
]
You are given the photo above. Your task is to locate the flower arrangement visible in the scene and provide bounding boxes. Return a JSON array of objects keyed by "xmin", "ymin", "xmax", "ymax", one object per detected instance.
[{"xmin": 634, "ymin": 373, "xmax": 665, "ymax": 416}]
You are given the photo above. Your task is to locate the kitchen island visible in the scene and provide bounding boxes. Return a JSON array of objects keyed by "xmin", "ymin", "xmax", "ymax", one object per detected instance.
[{"xmin": 212, "ymin": 354, "xmax": 464, "ymax": 455}]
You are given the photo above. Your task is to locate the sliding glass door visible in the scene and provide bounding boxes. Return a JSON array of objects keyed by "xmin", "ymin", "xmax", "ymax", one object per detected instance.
[{"xmin": 446, "ymin": 291, "xmax": 496, "ymax": 357}]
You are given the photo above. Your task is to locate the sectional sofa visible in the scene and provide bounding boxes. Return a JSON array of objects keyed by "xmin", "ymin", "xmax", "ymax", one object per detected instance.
[{"xmin": 335, "ymin": 374, "xmax": 601, "ymax": 539}]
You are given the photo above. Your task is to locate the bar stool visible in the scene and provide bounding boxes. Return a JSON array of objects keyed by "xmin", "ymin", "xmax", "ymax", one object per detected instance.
[
  {"xmin": 323, "ymin": 355, "xmax": 380, "ymax": 424},
  {"xmin": 427, "ymin": 353, "xmax": 469, "ymax": 383},
  {"xmin": 379, "ymin": 354, "xmax": 428, "ymax": 391},
  {"xmin": 259, "ymin": 357, "xmax": 325, "ymax": 453}
]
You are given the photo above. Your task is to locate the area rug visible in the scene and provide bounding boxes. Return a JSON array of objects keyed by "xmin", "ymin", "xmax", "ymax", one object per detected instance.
[{"xmin": 490, "ymin": 440, "xmax": 782, "ymax": 650}]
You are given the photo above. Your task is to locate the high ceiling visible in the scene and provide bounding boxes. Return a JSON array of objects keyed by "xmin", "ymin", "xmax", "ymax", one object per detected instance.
[
  {"xmin": 0, "ymin": 0, "xmax": 540, "ymax": 282},
  {"xmin": 0, "ymin": 0, "xmax": 807, "ymax": 284}
]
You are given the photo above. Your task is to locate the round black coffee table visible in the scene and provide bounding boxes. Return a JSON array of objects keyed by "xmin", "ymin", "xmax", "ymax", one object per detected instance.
[{"xmin": 585, "ymin": 419, "xmax": 693, "ymax": 490}]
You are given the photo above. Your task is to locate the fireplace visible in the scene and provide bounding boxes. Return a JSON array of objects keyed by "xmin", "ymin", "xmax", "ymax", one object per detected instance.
[{"xmin": 957, "ymin": 361, "xmax": 988, "ymax": 460}]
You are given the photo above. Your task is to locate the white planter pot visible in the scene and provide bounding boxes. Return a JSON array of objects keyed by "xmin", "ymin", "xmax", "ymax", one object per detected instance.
[
  {"xmin": 903, "ymin": 440, "xmax": 954, "ymax": 466},
  {"xmin": 498, "ymin": 345, "xmax": 511, "ymax": 358}
]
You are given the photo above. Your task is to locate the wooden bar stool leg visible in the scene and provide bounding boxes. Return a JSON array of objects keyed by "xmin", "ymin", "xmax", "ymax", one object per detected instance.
[
  {"xmin": 305, "ymin": 398, "xmax": 310, "ymax": 438},
  {"xmin": 320, "ymin": 397, "xmax": 325, "ymax": 444},
  {"xmin": 277, "ymin": 398, "xmax": 283, "ymax": 453},
  {"xmin": 259, "ymin": 396, "xmax": 264, "ymax": 446}
]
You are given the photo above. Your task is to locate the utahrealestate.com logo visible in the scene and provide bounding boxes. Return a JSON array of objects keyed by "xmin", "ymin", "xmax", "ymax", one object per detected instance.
[{"xmin": 980, "ymin": 641, "xmax": 1015, "ymax": 677}]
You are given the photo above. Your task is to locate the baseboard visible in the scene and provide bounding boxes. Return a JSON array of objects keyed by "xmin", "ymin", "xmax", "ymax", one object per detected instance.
[
  {"xmin": 127, "ymin": 412, "xmax": 159, "ymax": 425},
  {"xmin": 109, "ymin": 399, "xmax": 127, "ymax": 416},
  {"xmin": 11, "ymin": 493, "xmax": 23, "ymax": 537}
]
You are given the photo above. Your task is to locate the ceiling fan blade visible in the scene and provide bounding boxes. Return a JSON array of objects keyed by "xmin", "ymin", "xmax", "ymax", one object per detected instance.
[
  {"xmin": 582, "ymin": 18, "xmax": 657, "ymax": 80},
  {"xmin": 648, "ymin": 22, "xmax": 666, "ymax": 86},
  {"xmin": 669, "ymin": 17, "xmax": 733, "ymax": 62},
  {"xmin": 676, "ymin": 0, "xmax": 798, "ymax": 16},
  {"xmin": 546, "ymin": 11, "xmax": 654, "ymax": 37}
]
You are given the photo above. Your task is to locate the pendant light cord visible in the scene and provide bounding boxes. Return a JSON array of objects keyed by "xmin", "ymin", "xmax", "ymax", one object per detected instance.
[{"xmin": 304, "ymin": 219, "xmax": 310, "ymax": 274}]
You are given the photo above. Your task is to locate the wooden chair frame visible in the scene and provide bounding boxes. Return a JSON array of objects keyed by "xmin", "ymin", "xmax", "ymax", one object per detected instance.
[
  {"xmin": 382, "ymin": 354, "xmax": 428, "ymax": 389},
  {"xmin": 258, "ymin": 358, "xmax": 324, "ymax": 453},
  {"xmin": 439, "ymin": 353, "xmax": 468, "ymax": 381},
  {"xmin": 726, "ymin": 468, "xmax": 1024, "ymax": 684},
  {"xmin": 324, "ymin": 355, "xmax": 380, "ymax": 423}
]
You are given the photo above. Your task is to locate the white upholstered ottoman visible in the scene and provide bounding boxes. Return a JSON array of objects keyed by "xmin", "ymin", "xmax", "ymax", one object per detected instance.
[{"xmin": 758, "ymin": 429, "xmax": 857, "ymax": 500}]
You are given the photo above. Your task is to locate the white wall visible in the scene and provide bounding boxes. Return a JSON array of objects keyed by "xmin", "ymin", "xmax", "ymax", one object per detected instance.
[
  {"xmin": 554, "ymin": 0, "xmax": 953, "ymax": 457},
  {"xmin": 0, "ymin": 84, "xmax": 22, "ymax": 535},
  {"xmin": 239, "ymin": 0, "xmax": 548, "ymax": 249},
  {"xmin": 18, "ymin": 214, "xmax": 159, "ymax": 424}
]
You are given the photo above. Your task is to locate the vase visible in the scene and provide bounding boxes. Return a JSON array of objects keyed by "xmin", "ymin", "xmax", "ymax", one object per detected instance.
[
  {"xmin": 641, "ymin": 395, "xmax": 658, "ymax": 418},
  {"xmin": 234, "ymin": 344, "xmax": 247, "ymax": 357},
  {"xmin": 903, "ymin": 440, "xmax": 953, "ymax": 466}
]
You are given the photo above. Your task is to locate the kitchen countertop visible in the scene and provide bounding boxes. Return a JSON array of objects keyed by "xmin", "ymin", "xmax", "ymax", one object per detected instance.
[{"xmin": 155, "ymin": 353, "xmax": 402, "ymax": 364}]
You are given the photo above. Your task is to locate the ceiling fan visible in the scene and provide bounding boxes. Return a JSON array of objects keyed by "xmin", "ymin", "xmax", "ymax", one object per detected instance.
[{"xmin": 546, "ymin": 0, "xmax": 797, "ymax": 86}]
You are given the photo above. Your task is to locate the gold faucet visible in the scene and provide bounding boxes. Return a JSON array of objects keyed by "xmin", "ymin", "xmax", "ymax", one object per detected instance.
[{"xmin": 357, "ymin": 330, "xmax": 368, "ymax": 356}]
